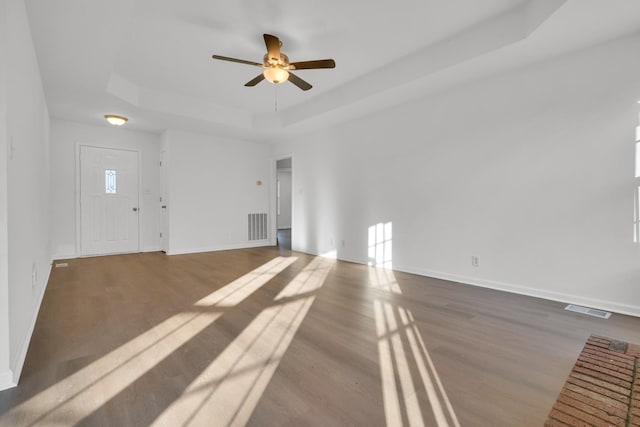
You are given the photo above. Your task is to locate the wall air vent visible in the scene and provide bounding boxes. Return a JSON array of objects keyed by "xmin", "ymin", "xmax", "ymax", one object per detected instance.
[
  {"xmin": 564, "ymin": 304, "xmax": 611, "ymax": 319},
  {"xmin": 248, "ymin": 213, "xmax": 268, "ymax": 241}
]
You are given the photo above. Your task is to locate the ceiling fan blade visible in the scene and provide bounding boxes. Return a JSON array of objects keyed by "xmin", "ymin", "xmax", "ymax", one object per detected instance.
[
  {"xmin": 244, "ymin": 74, "xmax": 265, "ymax": 87},
  {"xmin": 290, "ymin": 59, "xmax": 336, "ymax": 70},
  {"xmin": 263, "ymin": 34, "xmax": 281, "ymax": 61},
  {"xmin": 288, "ymin": 72, "xmax": 312, "ymax": 91},
  {"xmin": 212, "ymin": 55, "xmax": 262, "ymax": 67}
]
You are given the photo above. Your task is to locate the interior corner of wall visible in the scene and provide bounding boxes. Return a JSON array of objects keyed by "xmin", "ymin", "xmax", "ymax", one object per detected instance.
[{"xmin": 0, "ymin": 369, "xmax": 15, "ymax": 391}]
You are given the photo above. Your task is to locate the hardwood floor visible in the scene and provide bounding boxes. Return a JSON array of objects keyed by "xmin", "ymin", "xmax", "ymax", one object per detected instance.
[{"xmin": 1, "ymin": 247, "xmax": 640, "ymax": 426}]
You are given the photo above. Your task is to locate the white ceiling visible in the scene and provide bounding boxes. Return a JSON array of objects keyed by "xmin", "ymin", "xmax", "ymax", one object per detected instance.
[{"xmin": 23, "ymin": 0, "xmax": 640, "ymax": 141}]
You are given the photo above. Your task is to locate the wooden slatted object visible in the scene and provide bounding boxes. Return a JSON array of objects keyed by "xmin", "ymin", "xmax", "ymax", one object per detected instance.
[{"xmin": 546, "ymin": 335, "xmax": 640, "ymax": 427}]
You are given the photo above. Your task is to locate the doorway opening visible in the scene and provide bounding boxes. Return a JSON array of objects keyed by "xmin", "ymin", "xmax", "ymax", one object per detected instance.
[{"xmin": 275, "ymin": 157, "xmax": 292, "ymax": 253}]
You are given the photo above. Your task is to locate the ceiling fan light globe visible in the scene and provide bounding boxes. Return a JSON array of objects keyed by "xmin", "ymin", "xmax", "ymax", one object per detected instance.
[{"xmin": 263, "ymin": 67, "xmax": 289, "ymax": 84}]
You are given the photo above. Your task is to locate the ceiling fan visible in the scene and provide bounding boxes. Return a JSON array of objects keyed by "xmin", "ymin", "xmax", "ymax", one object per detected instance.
[{"xmin": 212, "ymin": 34, "xmax": 335, "ymax": 91}]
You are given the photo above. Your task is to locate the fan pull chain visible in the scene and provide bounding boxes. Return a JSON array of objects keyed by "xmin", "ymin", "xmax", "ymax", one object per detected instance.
[{"xmin": 274, "ymin": 86, "xmax": 278, "ymax": 112}]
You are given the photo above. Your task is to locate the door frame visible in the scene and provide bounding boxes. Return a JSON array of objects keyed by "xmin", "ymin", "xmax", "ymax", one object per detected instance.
[
  {"xmin": 159, "ymin": 149, "xmax": 168, "ymax": 253},
  {"xmin": 270, "ymin": 154, "xmax": 293, "ymax": 247},
  {"xmin": 75, "ymin": 143, "xmax": 142, "ymax": 257}
]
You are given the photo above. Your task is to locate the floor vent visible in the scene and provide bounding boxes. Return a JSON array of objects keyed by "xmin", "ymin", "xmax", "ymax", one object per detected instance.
[
  {"xmin": 248, "ymin": 213, "xmax": 267, "ymax": 241},
  {"xmin": 55, "ymin": 262, "xmax": 69, "ymax": 268},
  {"xmin": 564, "ymin": 304, "xmax": 611, "ymax": 319}
]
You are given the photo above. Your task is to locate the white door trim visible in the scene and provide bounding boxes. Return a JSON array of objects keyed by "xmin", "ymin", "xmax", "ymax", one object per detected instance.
[
  {"xmin": 159, "ymin": 149, "xmax": 168, "ymax": 253},
  {"xmin": 75, "ymin": 143, "xmax": 142, "ymax": 257}
]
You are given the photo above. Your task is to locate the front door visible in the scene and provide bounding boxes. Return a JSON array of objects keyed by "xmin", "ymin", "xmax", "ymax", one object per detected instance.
[{"xmin": 80, "ymin": 146, "xmax": 140, "ymax": 256}]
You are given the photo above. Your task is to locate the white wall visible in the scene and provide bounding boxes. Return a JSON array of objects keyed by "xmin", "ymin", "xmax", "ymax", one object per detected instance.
[
  {"xmin": 162, "ymin": 129, "xmax": 270, "ymax": 254},
  {"xmin": 0, "ymin": 0, "xmax": 11, "ymax": 390},
  {"xmin": 0, "ymin": 0, "xmax": 51, "ymax": 389},
  {"xmin": 277, "ymin": 170, "xmax": 292, "ymax": 229},
  {"xmin": 50, "ymin": 119, "xmax": 161, "ymax": 258},
  {"xmin": 271, "ymin": 33, "xmax": 640, "ymax": 316}
]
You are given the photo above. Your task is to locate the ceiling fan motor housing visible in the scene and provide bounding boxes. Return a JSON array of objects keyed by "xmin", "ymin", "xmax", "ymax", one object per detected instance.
[{"xmin": 264, "ymin": 53, "xmax": 290, "ymax": 69}]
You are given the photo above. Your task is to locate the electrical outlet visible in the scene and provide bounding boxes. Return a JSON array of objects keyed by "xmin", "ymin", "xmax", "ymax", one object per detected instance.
[{"xmin": 471, "ymin": 256, "xmax": 480, "ymax": 267}]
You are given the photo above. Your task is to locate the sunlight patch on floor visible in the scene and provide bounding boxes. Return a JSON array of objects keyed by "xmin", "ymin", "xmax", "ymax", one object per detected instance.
[
  {"xmin": 151, "ymin": 255, "xmax": 334, "ymax": 426},
  {"xmin": 193, "ymin": 256, "xmax": 296, "ymax": 307},
  {"xmin": 0, "ymin": 256, "xmax": 298, "ymax": 426},
  {"xmin": 371, "ymin": 267, "xmax": 460, "ymax": 427}
]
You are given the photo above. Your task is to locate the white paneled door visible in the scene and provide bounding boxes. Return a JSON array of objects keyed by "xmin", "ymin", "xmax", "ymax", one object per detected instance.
[{"xmin": 80, "ymin": 146, "xmax": 140, "ymax": 256}]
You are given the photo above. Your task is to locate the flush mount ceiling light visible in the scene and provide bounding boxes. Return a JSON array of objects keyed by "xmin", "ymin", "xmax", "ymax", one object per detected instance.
[
  {"xmin": 104, "ymin": 114, "xmax": 128, "ymax": 126},
  {"xmin": 212, "ymin": 34, "xmax": 335, "ymax": 91}
]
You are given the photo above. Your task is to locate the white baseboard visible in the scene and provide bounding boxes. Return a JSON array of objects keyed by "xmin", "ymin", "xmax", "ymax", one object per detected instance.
[
  {"xmin": 54, "ymin": 247, "xmax": 165, "ymax": 258},
  {"xmin": 55, "ymin": 245, "xmax": 163, "ymax": 259},
  {"xmin": 167, "ymin": 241, "xmax": 272, "ymax": 256},
  {"xmin": 51, "ymin": 252, "xmax": 76, "ymax": 261},
  {"xmin": 392, "ymin": 264, "xmax": 640, "ymax": 318},
  {"xmin": 142, "ymin": 246, "xmax": 161, "ymax": 253},
  {"xmin": 9, "ymin": 260, "xmax": 52, "ymax": 386},
  {"xmin": 296, "ymin": 247, "xmax": 640, "ymax": 318},
  {"xmin": 0, "ymin": 369, "xmax": 15, "ymax": 391}
]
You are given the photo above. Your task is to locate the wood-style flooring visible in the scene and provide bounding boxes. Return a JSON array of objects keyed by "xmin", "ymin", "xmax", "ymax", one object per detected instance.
[{"xmin": 1, "ymin": 246, "xmax": 640, "ymax": 426}]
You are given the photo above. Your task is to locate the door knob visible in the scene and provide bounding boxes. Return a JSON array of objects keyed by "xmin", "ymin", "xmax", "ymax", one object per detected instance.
[{"xmin": 133, "ymin": 207, "xmax": 138, "ymax": 212}]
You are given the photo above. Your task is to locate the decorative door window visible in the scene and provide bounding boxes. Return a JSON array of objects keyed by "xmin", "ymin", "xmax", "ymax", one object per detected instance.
[{"xmin": 105, "ymin": 169, "xmax": 117, "ymax": 194}]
